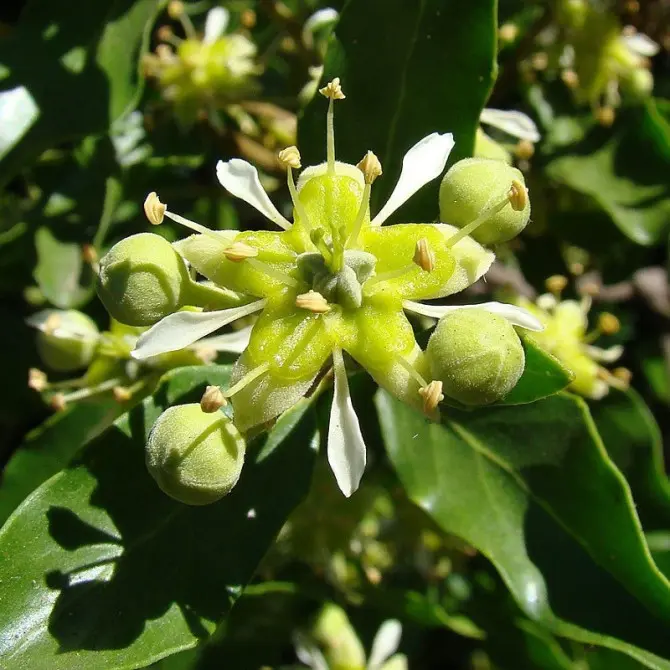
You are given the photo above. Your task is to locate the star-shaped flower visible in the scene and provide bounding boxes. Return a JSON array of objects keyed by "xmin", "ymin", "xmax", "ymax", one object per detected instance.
[{"xmin": 131, "ymin": 78, "xmax": 541, "ymax": 497}]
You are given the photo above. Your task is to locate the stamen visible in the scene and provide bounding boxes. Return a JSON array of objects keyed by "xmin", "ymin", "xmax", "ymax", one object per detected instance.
[
  {"xmin": 246, "ymin": 258, "xmax": 300, "ymax": 288},
  {"xmin": 347, "ymin": 152, "xmax": 382, "ymax": 248},
  {"xmin": 51, "ymin": 377, "xmax": 124, "ymax": 410},
  {"xmin": 200, "ymin": 385, "xmax": 227, "ymax": 413},
  {"xmin": 167, "ymin": 1, "xmax": 197, "ymax": 39},
  {"xmin": 419, "ymin": 380, "xmax": 444, "ymax": 415},
  {"xmin": 319, "ymin": 78, "xmax": 345, "ymax": 175},
  {"xmin": 279, "ymin": 146, "xmax": 312, "ymax": 231},
  {"xmin": 157, "ymin": 26, "xmax": 182, "ymax": 46},
  {"xmin": 28, "ymin": 368, "xmax": 48, "ymax": 392},
  {"xmin": 413, "ymin": 238, "xmax": 435, "ymax": 272},
  {"xmin": 445, "ymin": 193, "xmax": 514, "ymax": 248},
  {"xmin": 597, "ymin": 366, "xmax": 630, "ymax": 391},
  {"xmin": 508, "ymin": 180, "xmax": 528, "ymax": 211},
  {"xmin": 224, "ymin": 242, "xmax": 259, "ymax": 262},
  {"xmin": 223, "ymin": 362, "xmax": 270, "ymax": 398},
  {"xmin": 296, "ymin": 290, "xmax": 331, "ymax": 314},
  {"xmin": 545, "ymin": 274, "xmax": 568, "ymax": 297},
  {"xmin": 394, "ymin": 354, "xmax": 428, "ymax": 388},
  {"xmin": 612, "ymin": 367, "xmax": 632, "ymax": 386},
  {"xmin": 598, "ymin": 312, "xmax": 620, "ymax": 335}
]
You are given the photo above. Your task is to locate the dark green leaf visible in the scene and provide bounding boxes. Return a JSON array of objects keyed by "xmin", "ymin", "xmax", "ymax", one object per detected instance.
[
  {"xmin": 499, "ymin": 333, "xmax": 574, "ymax": 405},
  {"xmin": 0, "ymin": 0, "xmax": 161, "ymax": 186},
  {"xmin": 0, "ymin": 366, "xmax": 317, "ymax": 669},
  {"xmin": 590, "ymin": 388, "xmax": 670, "ymax": 532},
  {"xmin": 545, "ymin": 101, "xmax": 670, "ymax": 246},
  {"xmin": 377, "ymin": 391, "xmax": 670, "ymax": 668},
  {"xmin": 299, "ymin": 0, "xmax": 497, "ymax": 222}
]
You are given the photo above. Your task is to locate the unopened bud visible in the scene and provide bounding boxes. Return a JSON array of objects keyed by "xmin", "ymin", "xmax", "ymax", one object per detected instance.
[
  {"xmin": 356, "ymin": 151, "xmax": 382, "ymax": 185},
  {"xmin": 200, "ymin": 385, "xmax": 227, "ymax": 413},
  {"xmin": 545, "ymin": 275, "xmax": 568, "ymax": 295},
  {"xmin": 598, "ymin": 312, "xmax": 620, "ymax": 335},
  {"xmin": 144, "ymin": 192, "xmax": 166, "ymax": 225},
  {"xmin": 28, "ymin": 368, "xmax": 48, "ymax": 392},
  {"xmin": 508, "ymin": 179, "xmax": 528, "ymax": 211},
  {"xmin": 319, "ymin": 77, "xmax": 345, "ymax": 100},
  {"xmin": 413, "ymin": 238, "xmax": 435, "ymax": 272},
  {"xmin": 50, "ymin": 393, "xmax": 67, "ymax": 412},
  {"xmin": 296, "ymin": 290, "xmax": 330, "ymax": 314},
  {"xmin": 224, "ymin": 242, "xmax": 259, "ymax": 262},
  {"xmin": 278, "ymin": 146, "xmax": 301, "ymax": 169},
  {"xmin": 419, "ymin": 380, "xmax": 444, "ymax": 414}
]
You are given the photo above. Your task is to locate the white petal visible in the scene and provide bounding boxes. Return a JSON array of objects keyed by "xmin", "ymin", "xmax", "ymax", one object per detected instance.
[
  {"xmin": 403, "ymin": 300, "xmax": 544, "ymax": 331},
  {"xmin": 583, "ymin": 344, "xmax": 624, "ymax": 364},
  {"xmin": 216, "ymin": 159, "xmax": 292, "ymax": 230},
  {"xmin": 204, "ymin": 7, "xmax": 229, "ymax": 44},
  {"xmin": 196, "ymin": 326, "xmax": 253, "ymax": 354},
  {"xmin": 368, "ymin": 620, "xmax": 403, "ymax": 670},
  {"xmin": 371, "ymin": 133, "xmax": 455, "ymax": 226},
  {"xmin": 132, "ymin": 301, "xmax": 265, "ymax": 360},
  {"xmin": 622, "ymin": 32, "xmax": 659, "ymax": 58},
  {"xmin": 479, "ymin": 108, "xmax": 540, "ymax": 142},
  {"xmin": 328, "ymin": 349, "xmax": 366, "ymax": 497},
  {"xmin": 293, "ymin": 633, "xmax": 329, "ymax": 670},
  {"xmin": 302, "ymin": 7, "xmax": 338, "ymax": 43}
]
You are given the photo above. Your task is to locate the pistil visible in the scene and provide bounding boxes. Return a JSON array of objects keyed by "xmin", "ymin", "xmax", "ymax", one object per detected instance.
[{"xmin": 319, "ymin": 78, "xmax": 345, "ymax": 175}]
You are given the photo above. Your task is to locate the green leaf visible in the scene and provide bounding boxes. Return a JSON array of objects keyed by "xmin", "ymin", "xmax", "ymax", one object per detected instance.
[
  {"xmin": 499, "ymin": 333, "xmax": 574, "ymax": 405},
  {"xmin": 0, "ymin": 0, "xmax": 161, "ymax": 186},
  {"xmin": 298, "ymin": 0, "xmax": 497, "ymax": 222},
  {"xmin": 0, "ymin": 398, "xmax": 123, "ymax": 527},
  {"xmin": 0, "ymin": 366, "xmax": 317, "ymax": 670},
  {"xmin": 545, "ymin": 101, "xmax": 670, "ymax": 246},
  {"xmin": 590, "ymin": 388, "xmax": 670, "ymax": 532},
  {"xmin": 377, "ymin": 391, "xmax": 670, "ymax": 668}
]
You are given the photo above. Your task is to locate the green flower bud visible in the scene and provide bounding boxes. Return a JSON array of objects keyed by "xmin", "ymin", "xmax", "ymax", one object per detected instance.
[
  {"xmin": 146, "ymin": 403, "xmax": 245, "ymax": 505},
  {"xmin": 32, "ymin": 309, "xmax": 100, "ymax": 372},
  {"xmin": 439, "ymin": 158, "xmax": 531, "ymax": 245},
  {"xmin": 97, "ymin": 233, "xmax": 191, "ymax": 327},
  {"xmin": 427, "ymin": 308, "xmax": 525, "ymax": 405}
]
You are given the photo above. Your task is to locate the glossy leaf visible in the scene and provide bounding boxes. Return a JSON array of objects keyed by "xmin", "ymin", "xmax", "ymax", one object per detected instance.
[
  {"xmin": 590, "ymin": 388, "xmax": 670, "ymax": 532},
  {"xmin": 499, "ymin": 333, "xmax": 574, "ymax": 405},
  {"xmin": 0, "ymin": 365, "xmax": 318, "ymax": 670},
  {"xmin": 0, "ymin": 0, "xmax": 161, "ymax": 186},
  {"xmin": 378, "ymin": 391, "xmax": 670, "ymax": 668},
  {"xmin": 299, "ymin": 0, "xmax": 497, "ymax": 222},
  {"xmin": 545, "ymin": 101, "xmax": 670, "ymax": 246}
]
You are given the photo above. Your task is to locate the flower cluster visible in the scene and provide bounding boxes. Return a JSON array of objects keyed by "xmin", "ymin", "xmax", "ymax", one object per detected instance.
[
  {"xmin": 97, "ymin": 78, "xmax": 543, "ymax": 500},
  {"xmin": 512, "ymin": 276, "xmax": 630, "ymax": 399},
  {"xmin": 26, "ymin": 308, "xmax": 247, "ymax": 412},
  {"xmin": 143, "ymin": 4, "xmax": 259, "ymax": 126}
]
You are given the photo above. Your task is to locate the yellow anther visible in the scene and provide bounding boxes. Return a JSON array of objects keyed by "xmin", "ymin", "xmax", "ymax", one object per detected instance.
[
  {"xmin": 113, "ymin": 386, "xmax": 133, "ymax": 403},
  {"xmin": 82, "ymin": 244, "xmax": 98, "ymax": 264},
  {"xmin": 413, "ymin": 238, "xmax": 435, "ymax": 273},
  {"xmin": 598, "ymin": 312, "xmax": 620, "ymax": 335},
  {"xmin": 144, "ymin": 192, "xmax": 166, "ymax": 225},
  {"xmin": 356, "ymin": 151, "xmax": 383, "ymax": 185},
  {"xmin": 28, "ymin": 368, "xmax": 48, "ymax": 392},
  {"xmin": 508, "ymin": 179, "xmax": 528, "ymax": 212},
  {"xmin": 278, "ymin": 146, "xmax": 302, "ymax": 169},
  {"xmin": 223, "ymin": 242, "xmax": 259, "ymax": 262},
  {"xmin": 50, "ymin": 393, "xmax": 67, "ymax": 412},
  {"xmin": 498, "ymin": 23, "xmax": 519, "ymax": 43},
  {"xmin": 515, "ymin": 139, "xmax": 535, "ymax": 161},
  {"xmin": 419, "ymin": 381, "xmax": 444, "ymax": 415},
  {"xmin": 545, "ymin": 275, "xmax": 568, "ymax": 295},
  {"xmin": 167, "ymin": 1, "xmax": 185, "ymax": 19},
  {"xmin": 596, "ymin": 107, "xmax": 616, "ymax": 127},
  {"xmin": 241, "ymin": 8, "xmax": 257, "ymax": 28},
  {"xmin": 295, "ymin": 290, "xmax": 331, "ymax": 314},
  {"xmin": 561, "ymin": 69, "xmax": 579, "ymax": 89},
  {"xmin": 319, "ymin": 77, "xmax": 345, "ymax": 100},
  {"xmin": 44, "ymin": 313, "xmax": 62, "ymax": 334},
  {"xmin": 612, "ymin": 367, "xmax": 632, "ymax": 385},
  {"xmin": 200, "ymin": 385, "xmax": 227, "ymax": 413},
  {"xmin": 157, "ymin": 26, "xmax": 174, "ymax": 43},
  {"xmin": 531, "ymin": 52, "xmax": 548, "ymax": 71}
]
